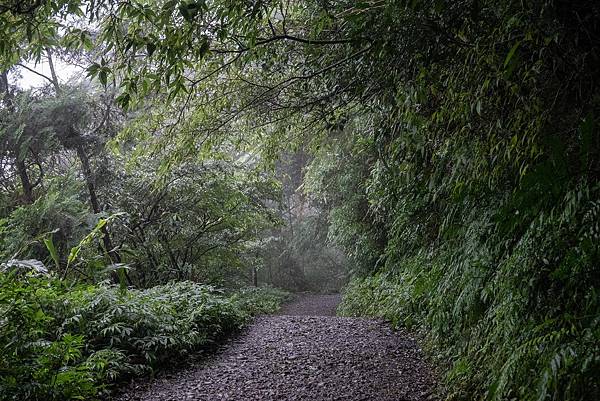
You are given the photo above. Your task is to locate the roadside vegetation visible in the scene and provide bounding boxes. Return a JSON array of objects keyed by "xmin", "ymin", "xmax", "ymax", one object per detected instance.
[{"xmin": 1, "ymin": 271, "xmax": 288, "ymax": 400}]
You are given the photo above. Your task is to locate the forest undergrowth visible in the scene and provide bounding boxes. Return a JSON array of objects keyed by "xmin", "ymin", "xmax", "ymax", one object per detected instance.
[{"xmin": 0, "ymin": 269, "xmax": 288, "ymax": 400}]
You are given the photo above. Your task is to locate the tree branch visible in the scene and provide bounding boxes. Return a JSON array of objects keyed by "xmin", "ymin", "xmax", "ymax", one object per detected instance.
[
  {"xmin": 255, "ymin": 34, "xmax": 358, "ymax": 46},
  {"xmin": 16, "ymin": 63, "xmax": 55, "ymax": 86}
]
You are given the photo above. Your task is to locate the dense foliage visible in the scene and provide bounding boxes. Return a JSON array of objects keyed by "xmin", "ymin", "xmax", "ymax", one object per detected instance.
[
  {"xmin": 0, "ymin": 268, "xmax": 288, "ymax": 400},
  {"xmin": 1, "ymin": 0, "xmax": 599, "ymax": 400},
  {"xmin": 314, "ymin": 1, "xmax": 600, "ymax": 400}
]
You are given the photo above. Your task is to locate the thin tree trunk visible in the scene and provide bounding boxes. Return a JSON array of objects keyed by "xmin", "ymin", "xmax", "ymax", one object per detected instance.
[
  {"xmin": 47, "ymin": 49, "xmax": 127, "ymax": 283},
  {"xmin": 46, "ymin": 49, "xmax": 61, "ymax": 93},
  {"xmin": 15, "ymin": 159, "xmax": 34, "ymax": 203},
  {"xmin": 1, "ymin": 71, "xmax": 35, "ymax": 203},
  {"xmin": 76, "ymin": 144, "xmax": 101, "ymax": 213},
  {"xmin": 75, "ymin": 144, "xmax": 125, "ymax": 268}
]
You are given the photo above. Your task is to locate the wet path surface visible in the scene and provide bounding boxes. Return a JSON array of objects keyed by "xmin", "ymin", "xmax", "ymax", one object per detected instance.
[{"xmin": 116, "ymin": 294, "xmax": 435, "ymax": 401}]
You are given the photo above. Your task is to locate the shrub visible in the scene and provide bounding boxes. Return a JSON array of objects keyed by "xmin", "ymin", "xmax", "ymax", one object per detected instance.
[
  {"xmin": 0, "ymin": 270, "xmax": 288, "ymax": 401},
  {"xmin": 0, "ymin": 176, "xmax": 89, "ymax": 264},
  {"xmin": 0, "ymin": 272, "xmax": 98, "ymax": 401},
  {"xmin": 338, "ymin": 200, "xmax": 600, "ymax": 401},
  {"xmin": 230, "ymin": 286, "xmax": 291, "ymax": 318}
]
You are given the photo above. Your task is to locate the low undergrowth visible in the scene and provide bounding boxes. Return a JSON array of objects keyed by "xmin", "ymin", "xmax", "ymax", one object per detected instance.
[
  {"xmin": 339, "ymin": 241, "xmax": 600, "ymax": 401},
  {"xmin": 0, "ymin": 271, "xmax": 288, "ymax": 401}
]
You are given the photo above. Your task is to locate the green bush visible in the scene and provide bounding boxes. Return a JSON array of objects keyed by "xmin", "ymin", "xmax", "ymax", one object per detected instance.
[
  {"xmin": 230, "ymin": 286, "xmax": 291, "ymax": 318},
  {"xmin": 338, "ymin": 198, "xmax": 600, "ymax": 401},
  {"xmin": 63, "ymin": 282, "xmax": 242, "ymax": 368},
  {"xmin": 0, "ymin": 270, "xmax": 288, "ymax": 401},
  {"xmin": 0, "ymin": 176, "xmax": 89, "ymax": 264},
  {"xmin": 0, "ymin": 272, "xmax": 98, "ymax": 400}
]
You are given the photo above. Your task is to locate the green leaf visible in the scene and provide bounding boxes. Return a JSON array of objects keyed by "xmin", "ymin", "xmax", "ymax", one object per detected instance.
[
  {"xmin": 43, "ymin": 236, "xmax": 60, "ymax": 271},
  {"xmin": 116, "ymin": 92, "xmax": 131, "ymax": 111},
  {"xmin": 178, "ymin": 3, "xmax": 192, "ymax": 22},
  {"xmin": 503, "ymin": 41, "xmax": 521, "ymax": 69},
  {"xmin": 199, "ymin": 36, "xmax": 210, "ymax": 57},
  {"xmin": 99, "ymin": 70, "xmax": 108, "ymax": 86}
]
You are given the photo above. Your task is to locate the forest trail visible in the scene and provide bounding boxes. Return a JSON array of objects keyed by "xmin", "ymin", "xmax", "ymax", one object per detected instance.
[{"xmin": 116, "ymin": 294, "xmax": 435, "ymax": 401}]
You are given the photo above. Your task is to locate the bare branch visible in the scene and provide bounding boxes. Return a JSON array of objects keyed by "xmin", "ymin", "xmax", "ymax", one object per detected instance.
[
  {"xmin": 255, "ymin": 34, "xmax": 358, "ymax": 46},
  {"xmin": 16, "ymin": 63, "xmax": 55, "ymax": 86}
]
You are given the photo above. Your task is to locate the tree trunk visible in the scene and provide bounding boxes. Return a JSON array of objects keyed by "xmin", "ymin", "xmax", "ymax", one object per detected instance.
[
  {"xmin": 46, "ymin": 49, "xmax": 61, "ymax": 94},
  {"xmin": 46, "ymin": 47, "xmax": 128, "ymax": 285},
  {"xmin": 76, "ymin": 144, "xmax": 101, "ymax": 213},
  {"xmin": 75, "ymin": 144, "xmax": 123, "ymax": 265},
  {"xmin": 2, "ymin": 71, "xmax": 35, "ymax": 203},
  {"xmin": 15, "ymin": 159, "xmax": 34, "ymax": 203},
  {"xmin": 49, "ymin": 48, "xmax": 123, "ymax": 274}
]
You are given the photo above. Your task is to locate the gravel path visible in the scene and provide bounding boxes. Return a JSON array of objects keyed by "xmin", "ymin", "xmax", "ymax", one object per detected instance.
[
  {"xmin": 116, "ymin": 294, "xmax": 435, "ymax": 401},
  {"xmin": 277, "ymin": 293, "xmax": 341, "ymax": 316}
]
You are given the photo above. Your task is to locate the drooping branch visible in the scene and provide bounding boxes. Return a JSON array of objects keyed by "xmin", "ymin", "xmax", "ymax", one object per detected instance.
[{"xmin": 212, "ymin": 33, "xmax": 362, "ymax": 55}]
